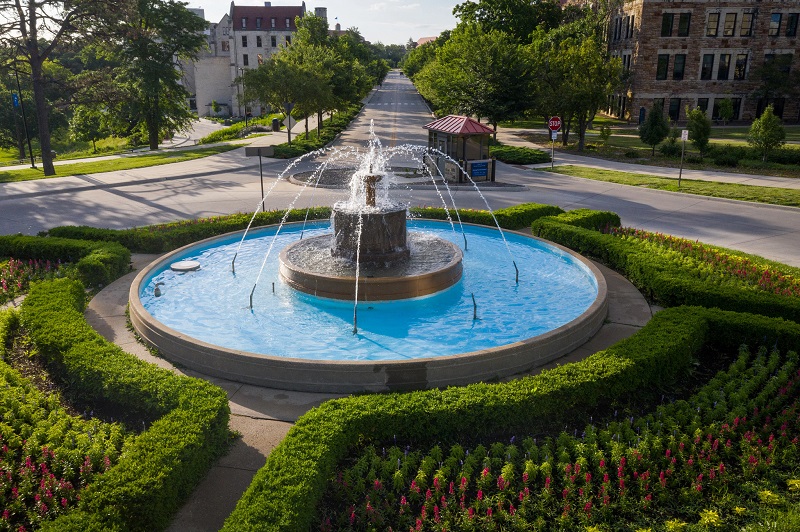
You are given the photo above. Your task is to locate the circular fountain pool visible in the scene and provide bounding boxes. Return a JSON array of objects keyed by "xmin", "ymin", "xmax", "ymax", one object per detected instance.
[{"xmin": 129, "ymin": 219, "xmax": 607, "ymax": 393}]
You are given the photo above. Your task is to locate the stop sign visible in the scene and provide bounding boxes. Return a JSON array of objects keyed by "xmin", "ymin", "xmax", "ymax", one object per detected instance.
[{"xmin": 548, "ymin": 116, "xmax": 562, "ymax": 131}]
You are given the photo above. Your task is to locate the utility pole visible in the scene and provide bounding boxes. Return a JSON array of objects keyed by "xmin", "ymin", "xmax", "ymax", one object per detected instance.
[{"xmin": 13, "ymin": 64, "xmax": 36, "ymax": 169}]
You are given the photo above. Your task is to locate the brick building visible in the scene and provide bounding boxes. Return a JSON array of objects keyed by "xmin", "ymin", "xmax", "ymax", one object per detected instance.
[
  {"xmin": 607, "ymin": 0, "xmax": 800, "ymax": 124},
  {"xmin": 183, "ymin": 2, "xmax": 332, "ymax": 118}
]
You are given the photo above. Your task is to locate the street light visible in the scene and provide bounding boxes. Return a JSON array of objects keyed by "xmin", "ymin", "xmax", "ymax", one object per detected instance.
[{"xmin": 12, "ymin": 61, "xmax": 36, "ymax": 169}]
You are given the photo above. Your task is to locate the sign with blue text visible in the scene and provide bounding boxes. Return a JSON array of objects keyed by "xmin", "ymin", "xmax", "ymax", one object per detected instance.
[
  {"xmin": 471, "ymin": 161, "xmax": 488, "ymax": 178},
  {"xmin": 12, "ymin": 93, "xmax": 19, "ymax": 107}
]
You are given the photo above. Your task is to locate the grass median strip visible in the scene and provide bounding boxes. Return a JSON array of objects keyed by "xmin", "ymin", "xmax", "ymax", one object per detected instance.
[
  {"xmin": 0, "ymin": 145, "xmax": 240, "ymax": 184},
  {"xmin": 545, "ymin": 165, "xmax": 800, "ymax": 208}
]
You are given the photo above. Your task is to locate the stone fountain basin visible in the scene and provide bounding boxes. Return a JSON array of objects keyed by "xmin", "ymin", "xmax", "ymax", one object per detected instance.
[{"xmin": 128, "ymin": 223, "xmax": 608, "ymax": 393}]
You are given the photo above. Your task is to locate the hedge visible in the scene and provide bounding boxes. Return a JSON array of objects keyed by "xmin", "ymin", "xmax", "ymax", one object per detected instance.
[
  {"xmin": 532, "ymin": 210, "xmax": 800, "ymax": 322},
  {"xmin": 222, "ymin": 306, "xmax": 800, "ymax": 531},
  {"xmin": 0, "ymin": 235, "xmax": 129, "ymax": 287},
  {"xmin": 45, "ymin": 203, "xmax": 560, "ymax": 254},
  {"xmin": 18, "ymin": 279, "xmax": 230, "ymax": 532}
]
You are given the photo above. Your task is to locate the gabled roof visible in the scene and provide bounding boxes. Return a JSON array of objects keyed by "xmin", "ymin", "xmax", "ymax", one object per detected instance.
[
  {"xmin": 423, "ymin": 115, "xmax": 494, "ymax": 135},
  {"xmin": 230, "ymin": 4, "xmax": 305, "ymax": 32}
]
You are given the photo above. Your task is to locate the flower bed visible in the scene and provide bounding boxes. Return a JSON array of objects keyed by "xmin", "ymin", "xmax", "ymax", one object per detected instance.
[
  {"xmin": 0, "ymin": 259, "xmax": 67, "ymax": 306},
  {"xmin": 319, "ymin": 343, "xmax": 800, "ymax": 529},
  {"xmin": 14, "ymin": 280, "xmax": 230, "ymax": 531}
]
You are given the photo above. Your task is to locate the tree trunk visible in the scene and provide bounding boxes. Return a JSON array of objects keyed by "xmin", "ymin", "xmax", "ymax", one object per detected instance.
[
  {"xmin": 577, "ymin": 113, "xmax": 587, "ymax": 152},
  {"xmin": 147, "ymin": 90, "xmax": 160, "ymax": 150},
  {"xmin": 15, "ymin": 118, "xmax": 25, "ymax": 161},
  {"xmin": 317, "ymin": 109, "xmax": 322, "ymax": 139},
  {"xmin": 30, "ymin": 58, "xmax": 55, "ymax": 175},
  {"xmin": 305, "ymin": 116, "xmax": 309, "ymax": 136}
]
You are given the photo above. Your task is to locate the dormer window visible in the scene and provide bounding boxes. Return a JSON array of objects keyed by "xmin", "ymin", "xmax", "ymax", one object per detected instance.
[
  {"xmin": 285, "ymin": 18, "xmax": 290, "ymax": 28},
  {"xmin": 241, "ymin": 17, "xmax": 247, "ymax": 29},
  {"xmin": 256, "ymin": 17, "xmax": 262, "ymax": 29},
  {"xmin": 271, "ymin": 17, "xmax": 276, "ymax": 28}
]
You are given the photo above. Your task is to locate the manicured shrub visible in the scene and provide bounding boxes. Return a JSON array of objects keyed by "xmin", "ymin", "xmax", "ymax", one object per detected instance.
[
  {"xmin": 410, "ymin": 203, "xmax": 563, "ymax": 230},
  {"xmin": 489, "ymin": 145, "xmax": 550, "ymax": 165},
  {"xmin": 19, "ymin": 279, "xmax": 230, "ymax": 531}
]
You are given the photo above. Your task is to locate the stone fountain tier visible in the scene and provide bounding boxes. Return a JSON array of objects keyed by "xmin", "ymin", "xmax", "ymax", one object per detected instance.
[
  {"xmin": 331, "ymin": 206, "xmax": 410, "ymax": 265},
  {"xmin": 279, "ymin": 232, "xmax": 463, "ymax": 301}
]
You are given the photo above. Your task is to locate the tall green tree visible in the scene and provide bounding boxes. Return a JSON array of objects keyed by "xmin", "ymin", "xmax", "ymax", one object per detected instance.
[
  {"xmin": 415, "ymin": 24, "xmax": 530, "ymax": 134},
  {"xmin": 638, "ymin": 105, "xmax": 670, "ymax": 155},
  {"xmin": 244, "ymin": 55, "xmax": 305, "ymax": 144},
  {"xmin": 69, "ymin": 105, "xmax": 108, "ymax": 152},
  {"xmin": 453, "ymin": 0, "xmax": 562, "ymax": 42},
  {"xmin": 528, "ymin": 14, "xmax": 621, "ymax": 150},
  {"xmin": 114, "ymin": 0, "xmax": 206, "ymax": 150},
  {"xmin": 0, "ymin": 0, "xmax": 117, "ymax": 174},
  {"xmin": 748, "ymin": 104, "xmax": 786, "ymax": 161},
  {"xmin": 685, "ymin": 106, "xmax": 712, "ymax": 158}
]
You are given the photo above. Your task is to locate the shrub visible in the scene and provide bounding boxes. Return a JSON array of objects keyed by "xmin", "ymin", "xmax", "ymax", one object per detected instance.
[
  {"xmin": 624, "ymin": 150, "xmax": 639, "ymax": 158},
  {"xmin": 410, "ymin": 203, "xmax": 563, "ymax": 231},
  {"xmin": 659, "ymin": 139, "xmax": 681, "ymax": 157},
  {"xmin": 20, "ymin": 279, "xmax": 230, "ymax": 532},
  {"xmin": 489, "ymin": 144, "xmax": 550, "ymax": 165}
]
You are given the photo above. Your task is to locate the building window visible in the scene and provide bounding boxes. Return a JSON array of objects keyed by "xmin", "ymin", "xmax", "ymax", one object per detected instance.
[
  {"xmin": 706, "ymin": 13, "xmax": 719, "ymax": 36},
  {"xmin": 717, "ymin": 54, "xmax": 731, "ymax": 80},
  {"xmin": 623, "ymin": 16, "xmax": 629, "ymax": 40},
  {"xmin": 654, "ymin": 98, "xmax": 665, "ymax": 111},
  {"xmin": 668, "ymin": 98, "xmax": 681, "ymax": 121},
  {"xmin": 628, "ymin": 15, "xmax": 635, "ymax": 38},
  {"xmin": 678, "ymin": 13, "xmax": 691, "ymax": 36},
  {"xmin": 257, "ymin": 53, "xmax": 263, "ymax": 65},
  {"xmin": 613, "ymin": 17, "xmax": 620, "ymax": 41},
  {"xmin": 286, "ymin": 35, "xmax": 291, "ymax": 45},
  {"xmin": 701, "ymin": 54, "xmax": 715, "ymax": 80},
  {"xmin": 271, "ymin": 35, "xmax": 277, "ymax": 47},
  {"xmin": 656, "ymin": 54, "xmax": 670, "ymax": 80},
  {"xmin": 741, "ymin": 13, "xmax": 754, "ymax": 36},
  {"xmin": 256, "ymin": 36, "xmax": 262, "ymax": 47},
  {"xmin": 285, "ymin": 18, "xmax": 291, "ymax": 28},
  {"xmin": 731, "ymin": 98, "xmax": 742, "ymax": 120},
  {"xmin": 788, "ymin": 13, "xmax": 799, "ymax": 37},
  {"xmin": 221, "ymin": 40, "xmax": 229, "ymax": 52},
  {"xmin": 770, "ymin": 13, "xmax": 782, "ymax": 36},
  {"xmin": 734, "ymin": 53, "xmax": 748, "ymax": 80},
  {"xmin": 271, "ymin": 17, "xmax": 276, "ymax": 28},
  {"xmin": 661, "ymin": 13, "xmax": 674, "ymax": 37},
  {"xmin": 673, "ymin": 54, "xmax": 686, "ymax": 80},
  {"xmin": 243, "ymin": 54, "xmax": 249, "ymax": 66},
  {"xmin": 256, "ymin": 17, "xmax": 262, "ymax": 29},
  {"xmin": 241, "ymin": 35, "xmax": 247, "ymax": 47},
  {"xmin": 697, "ymin": 98, "xmax": 709, "ymax": 113},
  {"xmin": 723, "ymin": 13, "xmax": 737, "ymax": 36},
  {"xmin": 241, "ymin": 17, "xmax": 247, "ymax": 29}
]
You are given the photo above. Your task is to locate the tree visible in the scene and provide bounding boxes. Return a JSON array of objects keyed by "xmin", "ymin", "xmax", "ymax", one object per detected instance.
[
  {"xmin": 114, "ymin": 0, "xmax": 207, "ymax": 150},
  {"xmin": 749, "ymin": 54, "xmax": 800, "ymax": 114},
  {"xmin": 527, "ymin": 14, "xmax": 622, "ymax": 150},
  {"xmin": 244, "ymin": 55, "xmax": 305, "ymax": 144},
  {"xmin": 414, "ymin": 24, "xmax": 531, "ymax": 134},
  {"xmin": 0, "ymin": 0, "xmax": 117, "ymax": 175},
  {"xmin": 685, "ymin": 106, "xmax": 712, "ymax": 158},
  {"xmin": 69, "ymin": 105, "xmax": 107, "ymax": 152},
  {"xmin": 453, "ymin": 0, "xmax": 562, "ymax": 42},
  {"xmin": 638, "ymin": 105, "xmax": 670, "ymax": 155},
  {"xmin": 748, "ymin": 104, "xmax": 786, "ymax": 161},
  {"xmin": 717, "ymin": 98, "xmax": 734, "ymax": 127}
]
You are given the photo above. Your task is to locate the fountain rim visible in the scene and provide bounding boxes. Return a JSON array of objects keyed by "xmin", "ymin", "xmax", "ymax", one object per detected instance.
[{"xmin": 128, "ymin": 219, "xmax": 608, "ymax": 393}]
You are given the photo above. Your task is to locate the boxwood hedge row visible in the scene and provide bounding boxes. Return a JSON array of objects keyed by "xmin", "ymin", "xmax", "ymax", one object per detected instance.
[
  {"xmin": 532, "ymin": 210, "xmax": 800, "ymax": 322},
  {"xmin": 0, "ymin": 235, "xmax": 129, "ymax": 288},
  {"xmin": 17, "ymin": 278, "xmax": 230, "ymax": 532}
]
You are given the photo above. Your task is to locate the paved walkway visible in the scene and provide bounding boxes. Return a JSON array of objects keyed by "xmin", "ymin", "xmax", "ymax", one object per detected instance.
[{"xmin": 84, "ymin": 252, "xmax": 657, "ymax": 531}]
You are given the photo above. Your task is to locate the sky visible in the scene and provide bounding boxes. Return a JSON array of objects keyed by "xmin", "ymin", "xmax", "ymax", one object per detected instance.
[{"xmin": 185, "ymin": 0, "xmax": 459, "ymax": 45}]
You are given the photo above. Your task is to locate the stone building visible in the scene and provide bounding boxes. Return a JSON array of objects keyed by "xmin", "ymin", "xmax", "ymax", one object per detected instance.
[
  {"xmin": 607, "ymin": 0, "xmax": 800, "ymax": 123},
  {"xmin": 183, "ymin": 2, "xmax": 329, "ymax": 118}
]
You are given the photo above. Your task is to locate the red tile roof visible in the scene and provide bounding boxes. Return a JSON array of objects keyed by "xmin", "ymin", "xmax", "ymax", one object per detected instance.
[
  {"xmin": 423, "ymin": 115, "xmax": 494, "ymax": 135},
  {"xmin": 230, "ymin": 5, "xmax": 304, "ymax": 31}
]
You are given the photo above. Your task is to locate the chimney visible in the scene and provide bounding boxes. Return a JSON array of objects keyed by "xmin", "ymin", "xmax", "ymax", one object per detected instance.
[
  {"xmin": 335, "ymin": 22, "xmax": 341, "ymax": 31},
  {"xmin": 264, "ymin": 1, "xmax": 271, "ymax": 6},
  {"xmin": 315, "ymin": 7, "xmax": 327, "ymax": 21}
]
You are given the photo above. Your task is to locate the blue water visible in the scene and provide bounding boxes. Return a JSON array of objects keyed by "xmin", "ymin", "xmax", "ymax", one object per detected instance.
[{"xmin": 140, "ymin": 220, "xmax": 598, "ymax": 361}]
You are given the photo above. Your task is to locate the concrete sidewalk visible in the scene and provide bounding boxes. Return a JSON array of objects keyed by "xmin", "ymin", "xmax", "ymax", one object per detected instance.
[
  {"xmin": 85, "ymin": 253, "xmax": 657, "ymax": 531},
  {"xmin": 497, "ymin": 127, "xmax": 800, "ymax": 190}
]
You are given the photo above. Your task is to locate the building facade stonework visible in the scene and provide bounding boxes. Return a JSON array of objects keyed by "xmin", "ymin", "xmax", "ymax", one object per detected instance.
[
  {"xmin": 608, "ymin": 0, "xmax": 800, "ymax": 124},
  {"xmin": 184, "ymin": 2, "xmax": 328, "ymax": 118}
]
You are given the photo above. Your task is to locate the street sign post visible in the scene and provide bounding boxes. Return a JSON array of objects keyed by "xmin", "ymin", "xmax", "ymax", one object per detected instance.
[
  {"xmin": 678, "ymin": 130, "xmax": 688, "ymax": 188},
  {"xmin": 549, "ymin": 116, "xmax": 561, "ymax": 169}
]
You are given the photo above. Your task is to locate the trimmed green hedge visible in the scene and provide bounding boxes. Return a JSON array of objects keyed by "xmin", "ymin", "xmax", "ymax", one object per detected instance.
[
  {"xmin": 490, "ymin": 144, "xmax": 551, "ymax": 165},
  {"xmin": 0, "ymin": 235, "xmax": 129, "ymax": 287},
  {"xmin": 45, "ymin": 203, "xmax": 559, "ymax": 254},
  {"xmin": 532, "ymin": 211, "xmax": 800, "ymax": 322},
  {"xmin": 18, "ymin": 279, "xmax": 230, "ymax": 532},
  {"xmin": 222, "ymin": 306, "xmax": 800, "ymax": 531}
]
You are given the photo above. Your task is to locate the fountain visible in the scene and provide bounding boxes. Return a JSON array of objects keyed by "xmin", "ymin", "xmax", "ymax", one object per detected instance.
[{"xmin": 128, "ymin": 129, "xmax": 608, "ymax": 393}]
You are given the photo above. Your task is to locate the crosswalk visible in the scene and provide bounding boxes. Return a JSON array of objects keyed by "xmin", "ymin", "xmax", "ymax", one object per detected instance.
[{"xmin": 370, "ymin": 102, "xmax": 426, "ymax": 106}]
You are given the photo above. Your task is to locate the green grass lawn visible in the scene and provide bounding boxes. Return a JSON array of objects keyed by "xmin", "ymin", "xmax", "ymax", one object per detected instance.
[
  {"xmin": 0, "ymin": 145, "xmax": 239, "ymax": 184},
  {"xmin": 546, "ymin": 165, "xmax": 800, "ymax": 207}
]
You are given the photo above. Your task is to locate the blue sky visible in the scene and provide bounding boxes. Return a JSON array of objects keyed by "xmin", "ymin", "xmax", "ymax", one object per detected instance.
[{"xmin": 186, "ymin": 0, "xmax": 459, "ymax": 45}]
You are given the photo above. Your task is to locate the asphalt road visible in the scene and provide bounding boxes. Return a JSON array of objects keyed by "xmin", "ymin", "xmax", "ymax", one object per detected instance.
[{"xmin": 1, "ymin": 71, "xmax": 799, "ymax": 266}]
